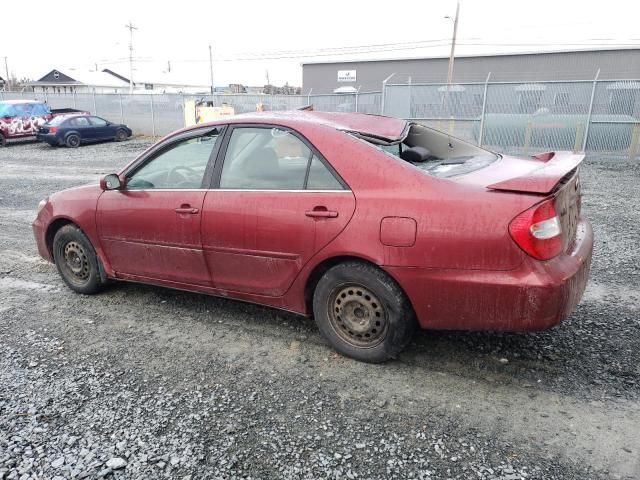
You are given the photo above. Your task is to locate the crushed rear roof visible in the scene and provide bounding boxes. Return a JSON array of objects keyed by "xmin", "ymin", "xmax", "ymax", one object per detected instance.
[{"xmin": 232, "ymin": 111, "xmax": 408, "ymax": 142}]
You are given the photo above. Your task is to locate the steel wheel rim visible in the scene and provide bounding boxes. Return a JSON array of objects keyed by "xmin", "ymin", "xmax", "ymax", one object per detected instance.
[
  {"xmin": 328, "ymin": 283, "xmax": 388, "ymax": 348},
  {"xmin": 62, "ymin": 241, "xmax": 90, "ymax": 283},
  {"xmin": 68, "ymin": 136, "xmax": 79, "ymax": 147}
]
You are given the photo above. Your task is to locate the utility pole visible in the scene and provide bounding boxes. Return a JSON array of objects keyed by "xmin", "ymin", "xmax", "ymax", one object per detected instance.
[
  {"xmin": 3, "ymin": 57, "xmax": 9, "ymax": 90},
  {"xmin": 445, "ymin": 0, "xmax": 460, "ymax": 85},
  {"xmin": 125, "ymin": 22, "xmax": 138, "ymax": 94},
  {"xmin": 208, "ymin": 45, "xmax": 214, "ymax": 95}
]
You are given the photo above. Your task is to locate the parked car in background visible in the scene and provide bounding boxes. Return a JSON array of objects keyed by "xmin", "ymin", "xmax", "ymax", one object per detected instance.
[
  {"xmin": 37, "ymin": 115, "xmax": 132, "ymax": 148},
  {"xmin": 0, "ymin": 100, "xmax": 88, "ymax": 147},
  {"xmin": 32, "ymin": 111, "xmax": 593, "ymax": 363}
]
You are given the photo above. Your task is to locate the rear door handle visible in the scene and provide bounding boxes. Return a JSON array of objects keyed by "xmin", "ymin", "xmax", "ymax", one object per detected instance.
[
  {"xmin": 175, "ymin": 205, "xmax": 199, "ymax": 214},
  {"xmin": 305, "ymin": 209, "xmax": 338, "ymax": 218}
]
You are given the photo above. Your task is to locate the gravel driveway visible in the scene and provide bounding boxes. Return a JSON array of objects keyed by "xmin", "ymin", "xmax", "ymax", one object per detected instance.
[{"xmin": 1, "ymin": 139, "xmax": 639, "ymax": 480}]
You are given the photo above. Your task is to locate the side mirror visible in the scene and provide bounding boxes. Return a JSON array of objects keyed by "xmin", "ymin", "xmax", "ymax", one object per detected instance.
[{"xmin": 100, "ymin": 173, "xmax": 124, "ymax": 191}]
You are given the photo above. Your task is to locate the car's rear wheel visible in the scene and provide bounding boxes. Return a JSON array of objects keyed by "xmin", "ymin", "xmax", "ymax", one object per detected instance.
[
  {"xmin": 312, "ymin": 261, "xmax": 417, "ymax": 363},
  {"xmin": 53, "ymin": 225, "xmax": 104, "ymax": 294},
  {"xmin": 65, "ymin": 133, "xmax": 81, "ymax": 148},
  {"xmin": 115, "ymin": 129, "xmax": 128, "ymax": 142}
]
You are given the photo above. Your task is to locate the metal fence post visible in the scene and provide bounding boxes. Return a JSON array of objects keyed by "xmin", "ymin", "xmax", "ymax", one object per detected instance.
[
  {"xmin": 150, "ymin": 94, "xmax": 156, "ymax": 139},
  {"xmin": 355, "ymin": 86, "xmax": 361, "ymax": 113},
  {"xmin": 381, "ymin": 73, "xmax": 395, "ymax": 115},
  {"xmin": 92, "ymin": 89, "xmax": 97, "ymax": 115},
  {"xmin": 582, "ymin": 69, "xmax": 600, "ymax": 152},
  {"xmin": 72, "ymin": 90, "xmax": 77, "ymax": 109},
  {"xmin": 119, "ymin": 94, "xmax": 124, "ymax": 124},
  {"xmin": 182, "ymin": 93, "xmax": 186, "ymax": 128},
  {"xmin": 307, "ymin": 88, "xmax": 312, "ymax": 106},
  {"xmin": 478, "ymin": 72, "xmax": 492, "ymax": 146}
]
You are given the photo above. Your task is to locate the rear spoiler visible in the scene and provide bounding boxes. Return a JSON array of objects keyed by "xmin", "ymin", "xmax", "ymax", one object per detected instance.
[{"xmin": 487, "ymin": 151, "xmax": 585, "ymax": 194}]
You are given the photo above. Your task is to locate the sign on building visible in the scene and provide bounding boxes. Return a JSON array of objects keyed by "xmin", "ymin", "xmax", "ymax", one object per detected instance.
[{"xmin": 337, "ymin": 70, "xmax": 357, "ymax": 82}]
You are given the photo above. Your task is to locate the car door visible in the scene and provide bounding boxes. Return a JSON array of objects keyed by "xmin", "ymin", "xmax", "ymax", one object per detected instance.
[
  {"xmin": 68, "ymin": 116, "xmax": 93, "ymax": 140},
  {"xmin": 87, "ymin": 116, "xmax": 112, "ymax": 140},
  {"xmin": 97, "ymin": 127, "xmax": 223, "ymax": 286},
  {"xmin": 201, "ymin": 125, "xmax": 356, "ymax": 297}
]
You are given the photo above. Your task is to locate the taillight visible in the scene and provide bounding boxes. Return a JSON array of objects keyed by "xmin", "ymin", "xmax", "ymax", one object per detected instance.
[
  {"xmin": 509, "ymin": 198, "xmax": 563, "ymax": 260},
  {"xmin": 48, "ymin": 127, "xmax": 58, "ymax": 133}
]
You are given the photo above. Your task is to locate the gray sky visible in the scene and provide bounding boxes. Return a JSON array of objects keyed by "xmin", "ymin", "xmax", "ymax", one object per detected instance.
[{"xmin": 3, "ymin": 0, "xmax": 638, "ymax": 87}]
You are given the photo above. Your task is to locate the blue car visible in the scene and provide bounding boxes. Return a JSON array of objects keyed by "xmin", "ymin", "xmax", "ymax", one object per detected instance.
[{"xmin": 37, "ymin": 115, "xmax": 132, "ymax": 148}]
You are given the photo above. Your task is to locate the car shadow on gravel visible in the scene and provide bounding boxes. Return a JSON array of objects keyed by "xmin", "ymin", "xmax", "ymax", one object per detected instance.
[
  {"xmin": 401, "ymin": 301, "xmax": 640, "ymax": 401},
  {"xmin": 102, "ymin": 279, "xmax": 639, "ymax": 402}
]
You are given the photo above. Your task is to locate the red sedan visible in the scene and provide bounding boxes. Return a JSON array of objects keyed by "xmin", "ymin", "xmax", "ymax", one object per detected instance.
[{"xmin": 32, "ymin": 111, "xmax": 593, "ymax": 362}]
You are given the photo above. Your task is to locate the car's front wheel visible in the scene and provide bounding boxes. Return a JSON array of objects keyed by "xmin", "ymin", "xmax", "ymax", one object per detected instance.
[
  {"xmin": 313, "ymin": 261, "xmax": 417, "ymax": 363},
  {"xmin": 65, "ymin": 133, "xmax": 81, "ymax": 148},
  {"xmin": 53, "ymin": 224, "xmax": 104, "ymax": 294},
  {"xmin": 115, "ymin": 129, "xmax": 128, "ymax": 142}
]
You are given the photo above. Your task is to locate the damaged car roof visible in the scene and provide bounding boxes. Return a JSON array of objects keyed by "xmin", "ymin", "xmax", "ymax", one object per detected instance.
[{"xmin": 229, "ymin": 111, "xmax": 409, "ymax": 143}]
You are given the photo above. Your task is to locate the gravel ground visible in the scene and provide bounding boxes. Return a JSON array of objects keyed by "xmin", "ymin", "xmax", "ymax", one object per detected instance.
[{"xmin": 0, "ymin": 139, "xmax": 639, "ymax": 479}]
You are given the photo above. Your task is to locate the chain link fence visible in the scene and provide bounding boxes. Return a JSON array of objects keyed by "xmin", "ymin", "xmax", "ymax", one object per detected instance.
[
  {"xmin": 384, "ymin": 76, "xmax": 640, "ymax": 160},
  {"xmin": 2, "ymin": 78, "xmax": 639, "ymax": 159}
]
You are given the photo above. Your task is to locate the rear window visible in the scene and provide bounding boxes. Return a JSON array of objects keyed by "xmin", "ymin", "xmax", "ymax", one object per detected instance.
[
  {"xmin": 48, "ymin": 115, "xmax": 70, "ymax": 126},
  {"xmin": 358, "ymin": 123, "xmax": 498, "ymax": 178}
]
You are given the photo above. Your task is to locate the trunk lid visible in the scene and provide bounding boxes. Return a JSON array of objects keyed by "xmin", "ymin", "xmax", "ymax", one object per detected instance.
[
  {"xmin": 454, "ymin": 150, "xmax": 584, "ymax": 254},
  {"xmin": 452, "ymin": 150, "xmax": 584, "ymax": 195},
  {"xmin": 486, "ymin": 151, "xmax": 584, "ymax": 194}
]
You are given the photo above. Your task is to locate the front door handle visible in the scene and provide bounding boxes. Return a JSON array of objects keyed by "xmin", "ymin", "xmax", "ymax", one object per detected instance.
[
  {"xmin": 175, "ymin": 205, "xmax": 199, "ymax": 214},
  {"xmin": 305, "ymin": 207, "xmax": 338, "ymax": 218}
]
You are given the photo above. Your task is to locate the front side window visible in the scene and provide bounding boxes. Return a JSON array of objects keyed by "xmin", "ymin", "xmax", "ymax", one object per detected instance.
[
  {"xmin": 219, "ymin": 127, "xmax": 344, "ymax": 191},
  {"xmin": 127, "ymin": 133, "xmax": 219, "ymax": 189},
  {"xmin": 88, "ymin": 116, "xmax": 108, "ymax": 127}
]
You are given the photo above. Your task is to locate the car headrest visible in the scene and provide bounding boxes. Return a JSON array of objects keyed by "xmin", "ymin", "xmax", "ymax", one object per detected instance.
[{"xmin": 400, "ymin": 146, "xmax": 432, "ymax": 163}]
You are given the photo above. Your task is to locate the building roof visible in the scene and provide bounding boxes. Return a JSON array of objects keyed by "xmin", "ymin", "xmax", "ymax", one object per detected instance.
[
  {"xmin": 28, "ymin": 69, "xmax": 129, "ymax": 88},
  {"xmin": 301, "ymin": 46, "xmax": 640, "ymax": 66},
  {"xmin": 103, "ymin": 68, "xmax": 209, "ymax": 89}
]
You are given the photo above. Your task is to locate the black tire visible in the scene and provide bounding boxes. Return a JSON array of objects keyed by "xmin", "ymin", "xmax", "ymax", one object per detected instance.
[
  {"xmin": 65, "ymin": 133, "xmax": 81, "ymax": 148},
  {"xmin": 115, "ymin": 129, "xmax": 128, "ymax": 142},
  {"xmin": 312, "ymin": 261, "xmax": 417, "ymax": 363},
  {"xmin": 0, "ymin": 133, "xmax": 5, "ymax": 147},
  {"xmin": 53, "ymin": 224, "xmax": 104, "ymax": 294}
]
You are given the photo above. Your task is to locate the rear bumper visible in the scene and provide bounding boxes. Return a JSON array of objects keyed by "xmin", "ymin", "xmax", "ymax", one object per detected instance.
[
  {"xmin": 36, "ymin": 133, "xmax": 61, "ymax": 146},
  {"xmin": 385, "ymin": 218, "xmax": 593, "ymax": 331}
]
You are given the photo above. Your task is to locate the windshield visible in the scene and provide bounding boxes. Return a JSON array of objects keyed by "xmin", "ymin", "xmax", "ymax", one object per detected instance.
[{"xmin": 360, "ymin": 123, "xmax": 498, "ymax": 178}]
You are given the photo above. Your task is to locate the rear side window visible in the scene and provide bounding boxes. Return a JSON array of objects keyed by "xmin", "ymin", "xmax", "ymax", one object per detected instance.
[
  {"xmin": 220, "ymin": 127, "xmax": 345, "ymax": 191},
  {"xmin": 307, "ymin": 155, "xmax": 343, "ymax": 190},
  {"xmin": 221, "ymin": 127, "xmax": 310, "ymax": 190}
]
